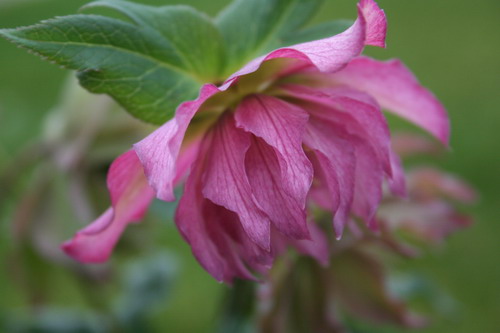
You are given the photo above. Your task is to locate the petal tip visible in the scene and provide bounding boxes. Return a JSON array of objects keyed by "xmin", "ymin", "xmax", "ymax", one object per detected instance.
[
  {"xmin": 60, "ymin": 236, "xmax": 109, "ymax": 264},
  {"xmin": 358, "ymin": 0, "xmax": 387, "ymax": 48}
]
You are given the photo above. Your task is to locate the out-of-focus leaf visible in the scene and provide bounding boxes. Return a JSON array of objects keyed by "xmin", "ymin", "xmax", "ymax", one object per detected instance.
[
  {"xmin": 216, "ymin": 0, "xmax": 324, "ymax": 74},
  {"xmin": 216, "ymin": 279, "xmax": 256, "ymax": 333},
  {"xmin": 6, "ymin": 309, "xmax": 106, "ymax": 333}
]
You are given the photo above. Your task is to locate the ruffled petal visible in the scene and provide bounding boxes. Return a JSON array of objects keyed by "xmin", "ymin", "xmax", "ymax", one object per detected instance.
[
  {"xmin": 177, "ymin": 134, "xmax": 272, "ymax": 282},
  {"xmin": 304, "ymin": 119, "xmax": 355, "ymax": 237},
  {"xmin": 235, "ymin": 95, "xmax": 313, "ymax": 210},
  {"xmin": 350, "ymin": 135, "xmax": 384, "ymax": 226},
  {"xmin": 175, "ymin": 137, "xmax": 237, "ymax": 282},
  {"xmin": 62, "ymin": 150, "xmax": 155, "ymax": 262},
  {"xmin": 245, "ymin": 136, "xmax": 310, "ymax": 240},
  {"xmin": 280, "ymin": 84, "xmax": 393, "ymax": 177},
  {"xmin": 304, "ymin": 108, "xmax": 385, "ymax": 233},
  {"xmin": 201, "ymin": 113, "xmax": 271, "ymax": 250},
  {"xmin": 332, "ymin": 56, "xmax": 450, "ymax": 144},
  {"xmin": 134, "ymin": 84, "xmax": 219, "ymax": 201}
]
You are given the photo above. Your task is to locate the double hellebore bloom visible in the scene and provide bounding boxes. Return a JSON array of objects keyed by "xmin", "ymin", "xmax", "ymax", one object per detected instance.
[{"xmin": 63, "ymin": 0, "xmax": 449, "ymax": 282}]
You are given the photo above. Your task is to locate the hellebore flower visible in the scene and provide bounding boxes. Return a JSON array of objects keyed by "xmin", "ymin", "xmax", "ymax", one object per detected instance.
[{"xmin": 63, "ymin": 0, "xmax": 449, "ymax": 282}]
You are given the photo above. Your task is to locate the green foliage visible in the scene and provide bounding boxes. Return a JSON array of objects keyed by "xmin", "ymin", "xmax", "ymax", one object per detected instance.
[
  {"xmin": 0, "ymin": 14, "xmax": 203, "ymax": 124},
  {"xmin": 82, "ymin": 1, "xmax": 225, "ymax": 80},
  {"xmin": 0, "ymin": 0, "xmax": 352, "ymax": 124}
]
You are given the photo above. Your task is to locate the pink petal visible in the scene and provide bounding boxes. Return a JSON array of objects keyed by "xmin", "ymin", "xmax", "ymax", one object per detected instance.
[
  {"xmin": 305, "ymin": 114, "xmax": 385, "ymax": 232},
  {"xmin": 388, "ymin": 150, "xmax": 407, "ymax": 197},
  {"xmin": 409, "ymin": 168, "xmax": 477, "ymax": 203},
  {"xmin": 282, "ymin": 84, "xmax": 393, "ymax": 178},
  {"xmin": 134, "ymin": 84, "xmax": 219, "ymax": 201},
  {"xmin": 235, "ymin": 95, "xmax": 313, "ymax": 209},
  {"xmin": 175, "ymin": 143, "xmax": 241, "ymax": 282},
  {"xmin": 306, "ymin": 151, "xmax": 340, "ymax": 212},
  {"xmin": 172, "ymin": 138, "xmax": 202, "ymax": 186},
  {"xmin": 221, "ymin": 49, "xmax": 315, "ymax": 90},
  {"xmin": 379, "ymin": 201, "xmax": 471, "ymax": 243},
  {"xmin": 304, "ymin": 118, "xmax": 356, "ymax": 237},
  {"xmin": 292, "ymin": 222, "xmax": 330, "ymax": 266},
  {"xmin": 359, "ymin": 0, "xmax": 387, "ymax": 47},
  {"xmin": 290, "ymin": 0, "xmax": 384, "ymax": 72},
  {"xmin": 177, "ymin": 136, "xmax": 272, "ymax": 282},
  {"xmin": 62, "ymin": 150, "xmax": 155, "ymax": 263},
  {"xmin": 391, "ymin": 133, "xmax": 443, "ymax": 158},
  {"xmin": 221, "ymin": 0, "xmax": 387, "ymax": 87},
  {"xmin": 350, "ymin": 135, "xmax": 384, "ymax": 224},
  {"xmin": 245, "ymin": 136, "xmax": 310, "ymax": 240},
  {"xmin": 332, "ymin": 56, "xmax": 450, "ymax": 144},
  {"xmin": 201, "ymin": 113, "xmax": 271, "ymax": 250}
]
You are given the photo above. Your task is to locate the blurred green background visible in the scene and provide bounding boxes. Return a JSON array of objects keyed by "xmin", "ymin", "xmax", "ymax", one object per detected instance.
[{"xmin": 0, "ymin": 0, "xmax": 498, "ymax": 332}]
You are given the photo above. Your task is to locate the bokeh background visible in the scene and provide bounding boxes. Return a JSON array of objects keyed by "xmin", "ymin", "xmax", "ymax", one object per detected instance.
[{"xmin": 0, "ymin": 0, "xmax": 498, "ymax": 332}]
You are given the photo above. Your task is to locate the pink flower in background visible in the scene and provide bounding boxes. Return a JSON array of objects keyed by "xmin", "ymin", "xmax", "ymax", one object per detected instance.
[
  {"xmin": 377, "ymin": 135, "xmax": 476, "ymax": 245},
  {"xmin": 63, "ymin": 0, "xmax": 449, "ymax": 282}
]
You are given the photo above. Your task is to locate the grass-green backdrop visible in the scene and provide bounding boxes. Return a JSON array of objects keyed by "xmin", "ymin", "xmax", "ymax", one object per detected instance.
[{"xmin": 1, "ymin": 0, "xmax": 498, "ymax": 332}]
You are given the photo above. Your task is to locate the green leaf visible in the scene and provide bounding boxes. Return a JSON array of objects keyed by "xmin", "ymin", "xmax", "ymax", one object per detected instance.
[
  {"xmin": 83, "ymin": 0, "xmax": 225, "ymax": 80},
  {"xmin": 281, "ymin": 19, "xmax": 353, "ymax": 46},
  {"xmin": 0, "ymin": 0, "xmax": 226, "ymax": 124},
  {"xmin": 216, "ymin": 0, "xmax": 324, "ymax": 75}
]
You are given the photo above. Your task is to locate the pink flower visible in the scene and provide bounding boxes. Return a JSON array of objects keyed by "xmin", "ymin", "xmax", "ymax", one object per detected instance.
[
  {"xmin": 376, "ymin": 135, "xmax": 475, "ymax": 244},
  {"xmin": 62, "ymin": 0, "xmax": 449, "ymax": 282}
]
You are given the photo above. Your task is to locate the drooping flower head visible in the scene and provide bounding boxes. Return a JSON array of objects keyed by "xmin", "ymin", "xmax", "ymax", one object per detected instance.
[{"xmin": 62, "ymin": 0, "xmax": 449, "ymax": 282}]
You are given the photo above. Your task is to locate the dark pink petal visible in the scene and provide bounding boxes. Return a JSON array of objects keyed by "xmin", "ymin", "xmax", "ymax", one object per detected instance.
[
  {"xmin": 305, "ymin": 114, "xmax": 385, "ymax": 232},
  {"xmin": 177, "ymin": 134, "xmax": 272, "ymax": 282},
  {"xmin": 62, "ymin": 150, "xmax": 155, "ymax": 262},
  {"xmin": 306, "ymin": 151, "xmax": 340, "ymax": 212},
  {"xmin": 202, "ymin": 113, "xmax": 271, "ymax": 250},
  {"xmin": 304, "ymin": 119, "xmax": 355, "ymax": 237},
  {"xmin": 134, "ymin": 84, "xmax": 219, "ymax": 201},
  {"xmin": 235, "ymin": 95, "xmax": 313, "ymax": 208},
  {"xmin": 175, "ymin": 139, "xmax": 248, "ymax": 282},
  {"xmin": 245, "ymin": 137, "xmax": 310, "ymax": 240},
  {"xmin": 214, "ymin": 205, "xmax": 274, "ymax": 276},
  {"xmin": 350, "ymin": 135, "xmax": 384, "ymax": 224},
  {"xmin": 332, "ymin": 56, "xmax": 450, "ymax": 144}
]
